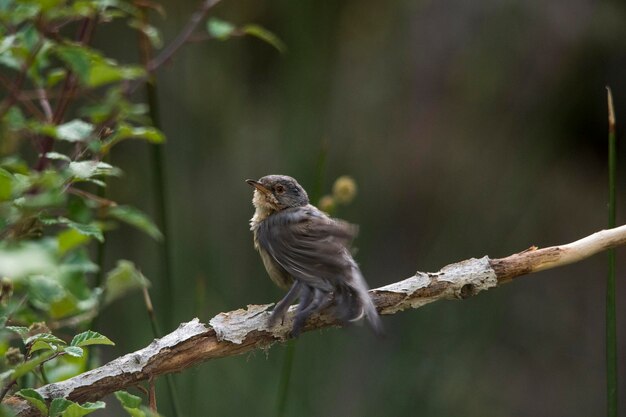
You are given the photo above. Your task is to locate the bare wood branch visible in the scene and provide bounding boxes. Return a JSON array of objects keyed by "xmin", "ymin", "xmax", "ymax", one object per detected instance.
[{"xmin": 6, "ymin": 225, "xmax": 626, "ymax": 416}]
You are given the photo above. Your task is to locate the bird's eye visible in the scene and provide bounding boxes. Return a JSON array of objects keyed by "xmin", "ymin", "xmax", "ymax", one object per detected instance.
[{"xmin": 275, "ymin": 185, "xmax": 285, "ymax": 194}]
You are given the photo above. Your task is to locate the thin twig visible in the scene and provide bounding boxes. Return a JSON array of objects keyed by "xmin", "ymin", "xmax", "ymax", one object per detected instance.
[
  {"xmin": 36, "ymin": 16, "xmax": 97, "ymax": 172},
  {"xmin": 126, "ymin": 0, "xmax": 224, "ymax": 96},
  {"xmin": 146, "ymin": 0, "xmax": 223, "ymax": 72},
  {"xmin": 0, "ymin": 72, "xmax": 46, "ymax": 120},
  {"xmin": 142, "ymin": 286, "xmax": 182, "ymax": 417},
  {"xmin": 0, "ymin": 381, "xmax": 17, "ymax": 403},
  {"xmin": 0, "ymin": 40, "xmax": 45, "ymax": 119},
  {"xmin": 67, "ymin": 188, "xmax": 117, "ymax": 208},
  {"xmin": 36, "ymin": 88, "xmax": 53, "ymax": 122},
  {"xmin": 51, "ymin": 17, "xmax": 96, "ymax": 123},
  {"xmin": 148, "ymin": 380, "xmax": 157, "ymax": 412}
]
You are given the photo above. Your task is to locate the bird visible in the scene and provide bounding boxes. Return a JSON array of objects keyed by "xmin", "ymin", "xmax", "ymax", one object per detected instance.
[{"xmin": 246, "ymin": 174, "xmax": 383, "ymax": 337}]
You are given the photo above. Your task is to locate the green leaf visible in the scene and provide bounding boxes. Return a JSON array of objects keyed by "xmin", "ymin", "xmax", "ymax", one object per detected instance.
[
  {"xmin": 16, "ymin": 389, "xmax": 47, "ymax": 415},
  {"xmin": 118, "ymin": 126, "xmax": 164, "ymax": 143},
  {"xmin": 13, "ymin": 190, "xmax": 66, "ymax": 209},
  {"xmin": 107, "ymin": 206, "xmax": 162, "ymax": 241},
  {"xmin": 30, "ymin": 340, "xmax": 56, "ymax": 352},
  {"xmin": 88, "ymin": 61, "xmax": 144, "ymax": 88},
  {"xmin": 55, "ymin": 120, "xmax": 94, "ymax": 142},
  {"xmin": 3, "ymin": 106, "xmax": 26, "ymax": 130},
  {"xmin": 102, "ymin": 124, "xmax": 165, "ymax": 153},
  {"xmin": 5, "ymin": 326, "xmax": 29, "ymax": 342},
  {"xmin": 0, "ymin": 240, "xmax": 57, "ymax": 280},
  {"xmin": 242, "ymin": 24, "xmax": 286, "ymax": 53},
  {"xmin": 28, "ymin": 275, "xmax": 66, "ymax": 310},
  {"xmin": 206, "ymin": 17, "xmax": 236, "ymax": 40},
  {"xmin": 114, "ymin": 391, "xmax": 161, "ymax": 417},
  {"xmin": 103, "ymin": 260, "xmax": 149, "ymax": 305},
  {"xmin": 58, "ymin": 228, "xmax": 91, "ymax": 255},
  {"xmin": 55, "ymin": 45, "xmax": 91, "ymax": 81},
  {"xmin": 49, "ymin": 398, "xmax": 73, "ymax": 417},
  {"xmin": 61, "ymin": 401, "xmax": 105, "ymax": 417},
  {"xmin": 63, "ymin": 346, "xmax": 83, "ymax": 357},
  {"xmin": 0, "ymin": 54, "xmax": 20, "ymax": 72},
  {"xmin": 128, "ymin": 20, "xmax": 162, "ymax": 48},
  {"xmin": 46, "ymin": 68, "xmax": 66, "ymax": 87},
  {"xmin": 122, "ymin": 405, "xmax": 147, "ymax": 416},
  {"xmin": 25, "ymin": 332, "xmax": 65, "ymax": 347},
  {"xmin": 0, "ymin": 168, "xmax": 12, "ymax": 201},
  {"xmin": 44, "ymin": 152, "xmax": 71, "ymax": 162},
  {"xmin": 36, "ymin": 0, "xmax": 64, "ymax": 12},
  {"xmin": 69, "ymin": 160, "xmax": 121, "ymax": 180},
  {"xmin": 48, "ymin": 217, "xmax": 104, "ymax": 242},
  {"xmin": 62, "ymin": 219, "xmax": 103, "ymax": 242},
  {"xmin": 0, "ymin": 34, "xmax": 17, "ymax": 55},
  {"xmin": 0, "ymin": 404, "xmax": 17, "ymax": 417},
  {"xmin": 70, "ymin": 330, "xmax": 114, "ymax": 347},
  {"xmin": 50, "ymin": 399, "xmax": 105, "ymax": 417},
  {"xmin": 114, "ymin": 391, "xmax": 142, "ymax": 409},
  {"xmin": 55, "ymin": 44, "xmax": 144, "ymax": 88},
  {"xmin": 205, "ymin": 19, "xmax": 286, "ymax": 52}
]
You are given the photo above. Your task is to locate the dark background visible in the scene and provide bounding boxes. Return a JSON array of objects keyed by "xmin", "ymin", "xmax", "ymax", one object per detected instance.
[{"xmin": 95, "ymin": 0, "xmax": 626, "ymax": 415}]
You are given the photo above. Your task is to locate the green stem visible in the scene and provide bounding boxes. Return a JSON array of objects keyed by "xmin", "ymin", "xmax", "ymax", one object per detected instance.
[
  {"xmin": 89, "ymin": 160, "xmax": 108, "ymax": 370},
  {"xmin": 136, "ymin": 6, "xmax": 179, "ymax": 417},
  {"xmin": 606, "ymin": 87, "xmax": 618, "ymax": 417},
  {"xmin": 312, "ymin": 138, "xmax": 329, "ymax": 205},
  {"xmin": 148, "ymin": 104, "xmax": 174, "ymax": 330},
  {"xmin": 276, "ymin": 340, "xmax": 296, "ymax": 417}
]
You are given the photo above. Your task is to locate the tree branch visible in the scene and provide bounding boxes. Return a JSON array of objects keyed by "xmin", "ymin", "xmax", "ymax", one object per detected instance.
[{"xmin": 6, "ymin": 224, "xmax": 626, "ymax": 416}]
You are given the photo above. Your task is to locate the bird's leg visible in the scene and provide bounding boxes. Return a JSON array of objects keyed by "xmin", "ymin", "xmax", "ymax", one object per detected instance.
[
  {"xmin": 291, "ymin": 288, "xmax": 330, "ymax": 337},
  {"xmin": 269, "ymin": 281, "xmax": 302, "ymax": 327},
  {"xmin": 287, "ymin": 286, "xmax": 314, "ymax": 337}
]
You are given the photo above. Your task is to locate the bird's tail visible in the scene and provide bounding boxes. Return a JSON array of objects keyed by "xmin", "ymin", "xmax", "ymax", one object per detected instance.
[{"xmin": 335, "ymin": 263, "xmax": 384, "ymax": 336}]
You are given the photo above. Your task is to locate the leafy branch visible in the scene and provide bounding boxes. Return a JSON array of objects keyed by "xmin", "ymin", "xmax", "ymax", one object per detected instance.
[{"xmin": 0, "ymin": 0, "xmax": 285, "ymax": 415}]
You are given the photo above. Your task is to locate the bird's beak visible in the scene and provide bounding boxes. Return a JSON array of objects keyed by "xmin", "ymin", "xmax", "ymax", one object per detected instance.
[{"xmin": 246, "ymin": 179, "xmax": 271, "ymax": 195}]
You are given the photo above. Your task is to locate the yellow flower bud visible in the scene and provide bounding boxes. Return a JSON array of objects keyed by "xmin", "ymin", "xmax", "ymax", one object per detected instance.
[
  {"xmin": 318, "ymin": 195, "xmax": 336, "ymax": 214},
  {"xmin": 332, "ymin": 175, "xmax": 357, "ymax": 205}
]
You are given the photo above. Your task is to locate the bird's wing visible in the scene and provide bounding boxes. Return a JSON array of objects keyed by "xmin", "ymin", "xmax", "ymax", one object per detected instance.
[{"xmin": 256, "ymin": 206, "xmax": 358, "ymax": 291}]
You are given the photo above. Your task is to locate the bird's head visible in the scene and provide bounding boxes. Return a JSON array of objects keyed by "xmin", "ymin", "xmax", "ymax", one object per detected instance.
[{"xmin": 246, "ymin": 175, "xmax": 309, "ymax": 212}]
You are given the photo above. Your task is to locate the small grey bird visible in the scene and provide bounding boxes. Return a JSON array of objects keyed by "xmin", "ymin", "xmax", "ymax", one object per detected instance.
[{"xmin": 247, "ymin": 175, "xmax": 382, "ymax": 336}]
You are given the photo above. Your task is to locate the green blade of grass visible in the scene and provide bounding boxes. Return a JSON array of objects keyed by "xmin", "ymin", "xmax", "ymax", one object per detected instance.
[
  {"xmin": 136, "ymin": 6, "xmax": 180, "ymax": 417},
  {"xmin": 276, "ymin": 339, "xmax": 296, "ymax": 417},
  {"xmin": 606, "ymin": 86, "xmax": 618, "ymax": 417}
]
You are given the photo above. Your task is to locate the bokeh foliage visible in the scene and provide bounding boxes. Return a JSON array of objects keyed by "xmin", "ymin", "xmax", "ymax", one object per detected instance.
[{"xmin": 0, "ymin": 0, "xmax": 167, "ymax": 414}]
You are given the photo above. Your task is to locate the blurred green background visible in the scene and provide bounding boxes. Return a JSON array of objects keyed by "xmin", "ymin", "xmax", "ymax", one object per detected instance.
[{"xmin": 94, "ymin": 0, "xmax": 626, "ymax": 415}]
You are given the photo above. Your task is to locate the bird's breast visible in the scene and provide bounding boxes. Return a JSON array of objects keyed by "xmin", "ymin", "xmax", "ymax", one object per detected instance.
[
  {"xmin": 258, "ymin": 244, "xmax": 293, "ymax": 290},
  {"xmin": 251, "ymin": 215, "xmax": 293, "ymax": 290}
]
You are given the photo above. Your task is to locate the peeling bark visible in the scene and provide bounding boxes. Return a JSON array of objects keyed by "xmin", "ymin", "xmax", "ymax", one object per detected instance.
[{"xmin": 7, "ymin": 225, "xmax": 626, "ymax": 417}]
